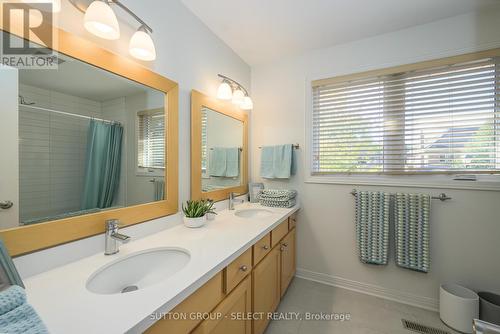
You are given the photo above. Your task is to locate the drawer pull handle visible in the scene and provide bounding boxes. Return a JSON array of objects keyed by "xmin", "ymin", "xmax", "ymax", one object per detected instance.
[
  {"xmin": 262, "ymin": 245, "xmax": 269, "ymax": 250},
  {"xmin": 239, "ymin": 265, "xmax": 248, "ymax": 272},
  {"xmin": 282, "ymin": 243, "xmax": 288, "ymax": 247}
]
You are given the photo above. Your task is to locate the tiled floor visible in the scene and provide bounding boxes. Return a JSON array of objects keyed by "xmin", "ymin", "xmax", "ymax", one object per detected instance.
[{"xmin": 265, "ymin": 278, "xmax": 458, "ymax": 334}]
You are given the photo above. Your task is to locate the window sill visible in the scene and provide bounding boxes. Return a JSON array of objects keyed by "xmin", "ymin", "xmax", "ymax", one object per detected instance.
[
  {"xmin": 305, "ymin": 174, "xmax": 500, "ymax": 191},
  {"xmin": 136, "ymin": 169, "xmax": 164, "ymax": 177}
]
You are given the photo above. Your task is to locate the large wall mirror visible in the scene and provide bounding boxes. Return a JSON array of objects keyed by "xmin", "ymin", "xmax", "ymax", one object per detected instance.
[
  {"xmin": 191, "ymin": 90, "xmax": 248, "ymax": 201},
  {"xmin": 0, "ymin": 24, "xmax": 178, "ymax": 256}
]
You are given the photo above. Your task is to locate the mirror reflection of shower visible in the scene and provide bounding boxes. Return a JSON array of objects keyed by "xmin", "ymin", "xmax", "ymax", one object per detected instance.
[
  {"xmin": 19, "ymin": 96, "xmax": 124, "ymax": 225},
  {"xmin": 7, "ymin": 52, "xmax": 166, "ymax": 228}
]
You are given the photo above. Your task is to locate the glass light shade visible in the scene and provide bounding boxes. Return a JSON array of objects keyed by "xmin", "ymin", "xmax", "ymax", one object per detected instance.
[
  {"xmin": 129, "ymin": 30, "xmax": 156, "ymax": 61},
  {"xmin": 240, "ymin": 96, "xmax": 253, "ymax": 110},
  {"xmin": 84, "ymin": 1, "xmax": 120, "ymax": 40},
  {"xmin": 217, "ymin": 82, "xmax": 233, "ymax": 100},
  {"xmin": 232, "ymin": 89, "xmax": 245, "ymax": 105},
  {"xmin": 22, "ymin": 0, "xmax": 61, "ymax": 12}
]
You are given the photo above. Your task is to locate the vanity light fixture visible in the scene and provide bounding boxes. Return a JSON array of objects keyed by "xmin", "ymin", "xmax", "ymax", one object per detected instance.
[
  {"xmin": 216, "ymin": 74, "xmax": 253, "ymax": 110},
  {"xmin": 129, "ymin": 26, "xmax": 156, "ymax": 61},
  {"xmin": 231, "ymin": 88, "xmax": 245, "ymax": 106},
  {"xmin": 84, "ymin": 0, "xmax": 120, "ymax": 40},
  {"xmin": 71, "ymin": 0, "xmax": 156, "ymax": 60},
  {"xmin": 217, "ymin": 81, "xmax": 233, "ymax": 100},
  {"xmin": 240, "ymin": 96, "xmax": 254, "ymax": 110}
]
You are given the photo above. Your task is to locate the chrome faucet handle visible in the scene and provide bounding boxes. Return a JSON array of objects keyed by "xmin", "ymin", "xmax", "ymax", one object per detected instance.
[
  {"xmin": 104, "ymin": 219, "xmax": 130, "ymax": 255},
  {"xmin": 105, "ymin": 219, "xmax": 122, "ymax": 230}
]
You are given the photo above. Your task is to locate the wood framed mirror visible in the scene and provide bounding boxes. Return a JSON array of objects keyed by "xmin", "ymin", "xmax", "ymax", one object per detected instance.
[
  {"xmin": 0, "ymin": 16, "xmax": 178, "ymax": 256},
  {"xmin": 191, "ymin": 90, "xmax": 248, "ymax": 201}
]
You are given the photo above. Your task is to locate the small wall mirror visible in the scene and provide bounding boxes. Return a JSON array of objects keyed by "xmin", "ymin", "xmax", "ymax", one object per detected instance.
[
  {"xmin": 0, "ymin": 26, "xmax": 178, "ymax": 256},
  {"xmin": 191, "ymin": 90, "xmax": 248, "ymax": 201}
]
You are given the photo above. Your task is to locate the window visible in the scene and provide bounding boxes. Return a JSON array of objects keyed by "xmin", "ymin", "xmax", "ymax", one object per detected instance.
[
  {"xmin": 201, "ymin": 108, "xmax": 208, "ymax": 175},
  {"xmin": 137, "ymin": 109, "xmax": 165, "ymax": 169},
  {"xmin": 311, "ymin": 56, "xmax": 500, "ymax": 174}
]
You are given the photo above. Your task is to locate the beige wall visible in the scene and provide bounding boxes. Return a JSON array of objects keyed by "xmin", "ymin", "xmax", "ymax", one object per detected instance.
[{"xmin": 250, "ymin": 8, "xmax": 500, "ymax": 308}]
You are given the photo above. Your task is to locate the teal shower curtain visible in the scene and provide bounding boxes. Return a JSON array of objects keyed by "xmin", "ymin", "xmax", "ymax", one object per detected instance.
[{"xmin": 81, "ymin": 120, "xmax": 123, "ymax": 210}]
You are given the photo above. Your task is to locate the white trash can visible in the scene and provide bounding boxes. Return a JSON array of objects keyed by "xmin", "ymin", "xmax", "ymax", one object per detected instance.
[{"xmin": 440, "ymin": 284, "xmax": 479, "ymax": 333}]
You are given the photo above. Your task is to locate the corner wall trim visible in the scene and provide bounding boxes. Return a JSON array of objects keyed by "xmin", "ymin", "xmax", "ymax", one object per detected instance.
[{"xmin": 295, "ymin": 268, "xmax": 439, "ymax": 312}]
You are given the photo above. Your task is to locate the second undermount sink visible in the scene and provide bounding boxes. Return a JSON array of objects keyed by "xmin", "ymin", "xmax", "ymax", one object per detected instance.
[
  {"xmin": 86, "ymin": 247, "xmax": 190, "ymax": 295},
  {"xmin": 234, "ymin": 208, "xmax": 273, "ymax": 219}
]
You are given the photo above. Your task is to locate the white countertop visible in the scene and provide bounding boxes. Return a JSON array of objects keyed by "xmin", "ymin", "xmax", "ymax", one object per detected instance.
[{"xmin": 24, "ymin": 202, "xmax": 299, "ymax": 334}]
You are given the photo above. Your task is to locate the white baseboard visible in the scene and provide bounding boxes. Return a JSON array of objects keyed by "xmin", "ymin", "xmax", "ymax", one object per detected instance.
[{"xmin": 295, "ymin": 268, "xmax": 439, "ymax": 312}]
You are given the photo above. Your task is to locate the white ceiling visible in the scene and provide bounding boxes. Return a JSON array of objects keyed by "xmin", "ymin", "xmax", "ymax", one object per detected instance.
[
  {"xmin": 181, "ymin": 0, "xmax": 500, "ymax": 65},
  {"xmin": 19, "ymin": 54, "xmax": 151, "ymax": 102}
]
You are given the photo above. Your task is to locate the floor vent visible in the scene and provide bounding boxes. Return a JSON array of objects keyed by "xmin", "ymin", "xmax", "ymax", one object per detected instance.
[{"xmin": 402, "ymin": 319, "xmax": 450, "ymax": 334}]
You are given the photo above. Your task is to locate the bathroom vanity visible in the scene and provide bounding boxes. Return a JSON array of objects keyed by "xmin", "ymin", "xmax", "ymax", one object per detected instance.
[
  {"xmin": 147, "ymin": 209, "xmax": 297, "ymax": 334},
  {"xmin": 23, "ymin": 203, "xmax": 299, "ymax": 334}
]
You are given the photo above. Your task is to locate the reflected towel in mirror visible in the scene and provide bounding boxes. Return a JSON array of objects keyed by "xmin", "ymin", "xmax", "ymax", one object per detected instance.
[{"xmin": 225, "ymin": 147, "xmax": 240, "ymax": 177}]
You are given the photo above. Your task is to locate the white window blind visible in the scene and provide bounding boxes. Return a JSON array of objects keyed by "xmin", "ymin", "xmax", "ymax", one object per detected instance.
[
  {"xmin": 137, "ymin": 109, "xmax": 165, "ymax": 169},
  {"xmin": 201, "ymin": 108, "xmax": 208, "ymax": 173},
  {"xmin": 312, "ymin": 57, "xmax": 500, "ymax": 174}
]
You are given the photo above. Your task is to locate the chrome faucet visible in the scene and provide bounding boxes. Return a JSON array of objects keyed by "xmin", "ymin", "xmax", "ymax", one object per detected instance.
[
  {"xmin": 228, "ymin": 192, "xmax": 244, "ymax": 210},
  {"xmin": 104, "ymin": 219, "xmax": 131, "ymax": 255}
]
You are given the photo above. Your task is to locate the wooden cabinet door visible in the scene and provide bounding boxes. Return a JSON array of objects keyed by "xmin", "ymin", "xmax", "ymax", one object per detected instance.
[
  {"xmin": 146, "ymin": 272, "xmax": 224, "ymax": 334},
  {"xmin": 252, "ymin": 246, "xmax": 281, "ymax": 334},
  {"xmin": 192, "ymin": 276, "xmax": 252, "ymax": 334},
  {"xmin": 280, "ymin": 229, "xmax": 296, "ymax": 297}
]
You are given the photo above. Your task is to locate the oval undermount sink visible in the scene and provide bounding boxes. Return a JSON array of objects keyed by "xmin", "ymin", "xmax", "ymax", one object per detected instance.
[
  {"xmin": 234, "ymin": 208, "xmax": 273, "ymax": 219},
  {"xmin": 86, "ymin": 247, "xmax": 190, "ymax": 295}
]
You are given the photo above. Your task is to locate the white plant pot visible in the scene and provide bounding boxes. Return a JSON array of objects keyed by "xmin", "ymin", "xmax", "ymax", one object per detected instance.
[{"xmin": 183, "ymin": 215, "xmax": 206, "ymax": 228}]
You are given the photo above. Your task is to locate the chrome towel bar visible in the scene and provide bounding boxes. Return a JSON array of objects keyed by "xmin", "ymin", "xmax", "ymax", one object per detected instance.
[
  {"xmin": 258, "ymin": 144, "xmax": 300, "ymax": 149},
  {"xmin": 350, "ymin": 189, "xmax": 452, "ymax": 201}
]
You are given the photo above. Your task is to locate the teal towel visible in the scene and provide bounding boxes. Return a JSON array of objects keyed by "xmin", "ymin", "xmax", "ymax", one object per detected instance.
[
  {"xmin": 225, "ymin": 148, "xmax": 240, "ymax": 177},
  {"xmin": 355, "ymin": 191, "xmax": 390, "ymax": 265},
  {"xmin": 260, "ymin": 145, "xmax": 296, "ymax": 179},
  {"xmin": 395, "ymin": 193, "xmax": 431, "ymax": 273},
  {"xmin": 209, "ymin": 147, "xmax": 227, "ymax": 177},
  {"xmin": 154, "ymin": 179, "xmax": 165, "ymax": 201},
  {"xmin": 273, "ymin": 144, "xmax": 293, "ymax": 179},
  {"xmin": 260, "ymin": 146, "xmax": 275, "ymax": 178},
  {"xmin": 0, "ymin": 286, "xmax": 25, "ymax": 315},
  {"xmin": 0, "ymin": 239, "xmax": 23, "ymax": 288},
  {"xmin": 0, "ymin": 286, "xmax": 48, "ymax": 334}
]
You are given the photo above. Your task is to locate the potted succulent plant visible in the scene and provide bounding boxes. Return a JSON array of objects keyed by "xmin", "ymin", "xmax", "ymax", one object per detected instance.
[{"xmin": 182, "ymin": 199, "xmax": 216, "ymax": 228}]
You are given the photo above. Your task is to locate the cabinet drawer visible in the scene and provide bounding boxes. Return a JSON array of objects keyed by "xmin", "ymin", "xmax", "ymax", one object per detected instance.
[
  {"xmin": 288, "ymin": 213, "xmax": 297, "ymax": 230},
  {"xmin": 271, "ymin": 220, "xmax": 288, "ymax": 247},
  {"xmin": 225, "ymin": 248, "xmax": 252, "ymax": 293},
  {"xmin": 253, "ymin": 233, "xmax": 271, "ymax": 265},
  {"xmin": 145, "ymin": 271, "xmax": 224, "ymax": 334}
]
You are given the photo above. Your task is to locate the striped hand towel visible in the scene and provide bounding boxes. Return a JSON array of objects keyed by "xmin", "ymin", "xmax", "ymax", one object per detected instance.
[
  {"xmin": 355, "ymin": 191, "xmax": 390, "ymax": 265},
  {"xmin": 395, "ymin": 193, "xmax": 431, "ymax": 273}
]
